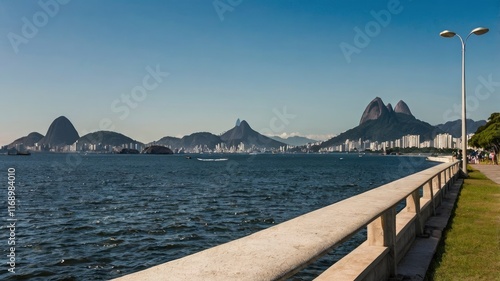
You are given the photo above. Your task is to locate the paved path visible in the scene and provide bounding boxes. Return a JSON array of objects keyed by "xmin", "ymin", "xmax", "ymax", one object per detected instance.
[
  {"xmin": 471, "ymin": 164, "xmax": 500, "ymax": 184},
  {"xmin": 397, "ymin": 179, "xmax": 463, "ymax": 280}
]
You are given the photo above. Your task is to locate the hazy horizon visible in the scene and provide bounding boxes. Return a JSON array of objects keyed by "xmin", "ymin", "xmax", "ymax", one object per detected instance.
[
  {"xmin": 1, "ymin": 0, "xmax": 499, "ymax": 145},
  {"xmin": 2, "ymin": 115, "xmax": 332, "ymax": 145},
  {"xmin": 1, "ymin": 104, "xmax": 491, "ymax": 147}
]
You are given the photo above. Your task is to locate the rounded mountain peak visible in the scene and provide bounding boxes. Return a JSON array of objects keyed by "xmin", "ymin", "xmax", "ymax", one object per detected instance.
[
  {"xmin": 394, "ymin": 100, "xmax": 413, "ymax": 116},
  {"xmin": 238, "ymin": 120, "xmax": 250, "ymax": 128},
  {"xmin": 38, "ymin": 116, "xmax": 80, "ymax": 146},
  {"xmin": 359, "ymin": 97, "xmax": 389, "ymax": 125}
]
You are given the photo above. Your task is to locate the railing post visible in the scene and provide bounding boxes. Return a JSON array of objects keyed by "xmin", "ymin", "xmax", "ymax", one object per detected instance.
[
  {"xmin": 443, "ymin": 170, "xmax": 447, "ymax": 195},
  {"xmin": 441, "ymin": 171, "xmax": 446, "ymax": 196},
  {"xmin": 367, "ymin": 207, "xmax": 397, "ymax": 277},
  {"xmin": 439, "ymin": 171, "xmax": 445, "ymax": 199},
  {"xmin": 452, "ymin": 165, "xmax": 455, "ymax": 180},
  {"xmin": 406, "ymin": 190, "xmax": 423, "ymax": 236},
  {"xmin": 448, "ymin": 167, "xmax": 455, "ymax": 185},
  {"xmin": 444, "ymin": 169, "xmax": 449, "ymax": 192},
  {"xmin": 446, "ymin": 167, "xmax": 455, "ymax": 188},
  {"xmin": 423, "ymin": 179, "xmax": 435, "ymax": 215},
  {"xmin": 450, "ymin": 165, "xmax": 454, "ymax": 181},
  {"xmin": 438, "ymin": 173, "xmax": 444, "ymax": 203}
]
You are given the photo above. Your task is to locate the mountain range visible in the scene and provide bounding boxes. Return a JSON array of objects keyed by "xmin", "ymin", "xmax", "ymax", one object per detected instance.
[
  {"xmin": 5, "ymin": 98, "xmax": 487, "ymax": 151},
  {"xmin": 154, "ymin": 120, "xmax": 285, "ymax": 151},
  {"xmin": 155, "ymin": 132, "xmax": 224, "ymax": 151},
  {"xmin": 6, "ymin": 117, "xmax": 287, "ymax": 151},
  {"xmin": 320, "ymin": 98, "xmax": 441, "ymax": 148}
]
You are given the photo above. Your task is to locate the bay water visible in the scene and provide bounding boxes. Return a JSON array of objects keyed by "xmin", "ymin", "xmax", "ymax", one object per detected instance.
[{"xmin": 0, "ymin": 153, "xmax": 437, "ymax": 280}]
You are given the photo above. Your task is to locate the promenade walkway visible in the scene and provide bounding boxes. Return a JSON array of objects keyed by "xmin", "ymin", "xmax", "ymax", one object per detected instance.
[{"xmin": 471, "ymin": 164, "xmax": 500, "ymax": 184}]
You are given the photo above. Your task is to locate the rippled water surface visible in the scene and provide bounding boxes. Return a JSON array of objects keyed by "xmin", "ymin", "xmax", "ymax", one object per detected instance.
[{"xmin": 0, "ymin": 153, "xmax": 436, "ymax": 280}]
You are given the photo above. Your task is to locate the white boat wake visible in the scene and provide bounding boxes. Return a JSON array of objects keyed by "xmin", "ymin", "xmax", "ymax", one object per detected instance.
[{"xmin": 197, "ymin": 158, "xmax": 229, "ymax": 162}]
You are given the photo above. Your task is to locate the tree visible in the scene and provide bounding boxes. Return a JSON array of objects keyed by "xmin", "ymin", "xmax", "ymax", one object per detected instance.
[{"xmin": 469, "ymin": 113, "xmax": 500, "ymax": 164}]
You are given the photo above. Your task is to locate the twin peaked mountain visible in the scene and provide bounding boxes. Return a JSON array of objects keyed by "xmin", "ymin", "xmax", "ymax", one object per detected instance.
[
  {"xmin": 319, "ymin": 97, "xmax": 484, "ymax": 148},
  {"xmin": 360, "ymin": 98, "xmax": 413, "ymax": 124},
  {"xmin": 321, "ymin": 97, "xmax": 439, "ymax": 148}
]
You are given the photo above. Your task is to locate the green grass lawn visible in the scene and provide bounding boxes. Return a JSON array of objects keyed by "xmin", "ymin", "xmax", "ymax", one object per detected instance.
[{"xmin": 427, "ymin": 167, "xmax": 500, "ymax": 281}]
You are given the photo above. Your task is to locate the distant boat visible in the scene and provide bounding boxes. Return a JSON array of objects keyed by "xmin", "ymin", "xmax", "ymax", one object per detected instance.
[{"xmin": 197, "ymin": 158, "xmax": 228, "ymax": 162}]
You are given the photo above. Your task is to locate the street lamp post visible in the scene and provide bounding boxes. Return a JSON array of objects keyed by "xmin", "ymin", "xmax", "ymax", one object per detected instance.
[{"xmin": 440, "ymin": 27, "xmax": 489, "ymax": 177}]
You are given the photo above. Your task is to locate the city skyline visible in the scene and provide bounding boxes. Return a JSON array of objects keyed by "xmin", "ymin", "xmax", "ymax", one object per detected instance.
[{"xmin": 1, "ymin": 0, "xmax": 499, "ymax": 145}]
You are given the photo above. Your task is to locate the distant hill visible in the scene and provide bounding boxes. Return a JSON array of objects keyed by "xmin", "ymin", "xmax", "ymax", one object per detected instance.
[
  {"xmin": 321, "ymin": 97, "xmax": 442, "ymax": 148},
  {"xmin": 155, "ymin": 136, "xmax": 181, "ymax": 148},
  {"xmin": 270, "ymin": 136, "xmax": 318, "ymax": 146},
  {"xmin": 38, "ymin": 116, "xmax": 79, "ymax": 147},
  {"xmin": 179, "ymin": 132, "xmax": 222, "ymax": 149},
  {"xmin": 436, "ymin": 119, "xmax": 487, "ymax": 138},
  {"xmin": 220, "ymin": 120, "xmax": 285, "ymax": 149},
  {"xmin": 8, "ymin": 132, "xmax": 44, "ymax": 148},
  {"xmin": 155, "ymin": 133, "xmax": 222, "ymax": 150},
  {"xmin": 77, "ymin": 131, "xmax": 143, "ymax": 147},
  {"xmin": 155, "ymin": 120, "xmax": 286, "ymax": 151}
]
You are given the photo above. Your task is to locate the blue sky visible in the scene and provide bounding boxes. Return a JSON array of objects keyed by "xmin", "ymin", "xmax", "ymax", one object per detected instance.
[{"xmin": 0, "ymin": 0, "xmax": 499, "ymax": 145}]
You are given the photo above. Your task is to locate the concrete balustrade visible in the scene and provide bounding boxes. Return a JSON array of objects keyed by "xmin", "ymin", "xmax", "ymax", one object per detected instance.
[{"xmin": 114, "ymin": 160, "xmax": 460, "ymax": 281}]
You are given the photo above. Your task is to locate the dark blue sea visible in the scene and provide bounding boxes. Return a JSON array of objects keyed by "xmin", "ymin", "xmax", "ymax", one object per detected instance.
[{"xmin": 0, "ymin": 153, "xmax": 437, "ymax": 280}]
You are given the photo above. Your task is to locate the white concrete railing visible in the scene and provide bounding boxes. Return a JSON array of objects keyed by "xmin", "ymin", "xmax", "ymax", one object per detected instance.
[
  {"xmin": 114, "ymin": 161, "xmax": 460, "ymax": 281},
  {"xmin": 425, "ymin": 156, "xmax": 454, "ymax": 163}
]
